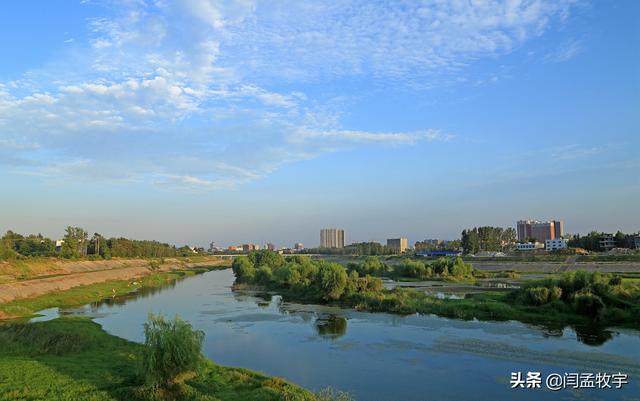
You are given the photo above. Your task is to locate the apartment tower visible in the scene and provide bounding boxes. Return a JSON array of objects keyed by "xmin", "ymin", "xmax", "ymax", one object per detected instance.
[{"xmin": 320, "ymin": 228, "xmax": 345, "ymax": 248}]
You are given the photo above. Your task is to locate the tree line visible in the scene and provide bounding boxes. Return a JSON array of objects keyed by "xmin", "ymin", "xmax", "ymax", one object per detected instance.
[
  {"xmin": 568, "ymin": 230, "xmax": 638, "ymax": 252},
  {"xmin": 460, "ymin": 226, "xmax": 516, "ymax": 254},
  {"xmin": 299, "ymin": 241, "xmax": 398, "ymax": 256},
  {"xmin": 0, "ymin": 227, "xmax": 197, "ymax": 259}
]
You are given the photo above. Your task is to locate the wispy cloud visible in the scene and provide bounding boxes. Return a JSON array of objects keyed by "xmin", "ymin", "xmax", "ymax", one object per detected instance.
[
  {"xmin": 0, "ymin": 0, "xmax": 578, "ymax": 190},
  {"xmin": 544, "ymin": 39, "xmax": 582, "ymax": 63},
  {"xmin": 549, "ymin": 144, "xmax": 610, "ymax": 160}
]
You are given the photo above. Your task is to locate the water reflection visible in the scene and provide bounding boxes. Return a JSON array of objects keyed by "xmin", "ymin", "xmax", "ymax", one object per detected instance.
[
  {"xmin": 315, "ymin": 315, "xmax": 347, "ymax": 339},
  {"xmin": 30, "ymin": 269, "xmax": 640, "ymax": 401}
]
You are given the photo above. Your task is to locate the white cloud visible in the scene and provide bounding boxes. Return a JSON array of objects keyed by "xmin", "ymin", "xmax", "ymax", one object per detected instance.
[
  {"xmin": 0, "ymin": 0, "xmax": 578, "ymax": 190},
  {"xmin": 544, "ymin": 38, "xmax": 582, "ymax": 63},
  {"xmin": 550, "ymin": 144, "xmax": 609, "ymax": 160}
]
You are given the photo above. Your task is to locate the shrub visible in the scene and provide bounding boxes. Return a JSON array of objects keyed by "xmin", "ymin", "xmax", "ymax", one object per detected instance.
[
  {"xmin": 139, "ymin": 314, "xmax": 205, "ymax": 388},
  {"xmin": 574, "ymin": 292, "xmax": 605, "ymax": 319},
  {"xmin": 609, "ymin": 276, "xmax": 622, "ymax": 286},
  {"xmin": 525, "ymin": 287, "xmax": 550, "ymax": 306},
  {"xmin": 231, "ymin": 256, "xmax": 255, "ymax": 282},
  {"xmin": 316, "ymin": 262, "xmax": 348, "ymax": 301},
  {"xmin": 255, "ymin": 266, "xmax": 273, "ymax": 284},
  {"xmin": 360, "ymin": 256, "xmax": 386, "ymax": 276},
  {"xmin": 549, "ymin": 286, "xmax": 563, "ymax": 302}
]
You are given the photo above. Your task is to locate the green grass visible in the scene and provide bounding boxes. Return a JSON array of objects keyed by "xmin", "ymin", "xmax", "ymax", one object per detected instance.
[
  {"xmin": 0, "ymin": 267, "xmax": 221, "ymax": 320},
  {"xmin": 0, "ymin": 318, "xmax": 324, "ymax": 401}
]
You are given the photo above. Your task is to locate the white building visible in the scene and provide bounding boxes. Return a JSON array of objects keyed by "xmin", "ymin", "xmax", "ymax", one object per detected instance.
[
  {"xmin": 515, "ymin": 242, "xmax": 544, "ymax": 251},
  {"xmin": 545, "ymin": 239, "xmax": 568, "ymax": 251}
]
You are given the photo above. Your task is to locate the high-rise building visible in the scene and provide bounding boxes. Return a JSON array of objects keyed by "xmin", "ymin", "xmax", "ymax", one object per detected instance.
[
  {"xmin": 517, "ymin": 219, "xmax": 563, "ymax": 242},
  {"xmin": 387, "ymin": 238, "xmax": 409, "ymax": 253},
  {"xmin": 266, "ymin": 243, "xmax": 276, "ymax": 251},
  {"xmin": 517, "ymin": 220, "xmax": 534, "ymax": 242},
  {"xmin": 553, "ymin": 220, "xmax": 564, "ymax": 239},
  {"xmin": 294, "ymin": 242, "xmax": 304, "ymax": 251},
  {"xmin": 531, "ymin": 221, "xmax": 555, "ymax": 242},
  {"xmin": 320, "ymin": 228, "xmax": 345, "ymax": 248}
]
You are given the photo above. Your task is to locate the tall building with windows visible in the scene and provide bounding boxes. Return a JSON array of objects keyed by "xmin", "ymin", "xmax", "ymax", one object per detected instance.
[
  {"xmin": 517, "ymin": 220, "xmax": 534, "ymax": 242},
  {"xmin": 531, "ymin": 221, "xmax": 555, "ymax": 242},
  {"xmin": 387, "ymin": 238, "xmax": 409, "ymax": 253},
  {"xmin": 320, "ymin": 228, "xmax": 345, "ymax": 248},
  {"xmin": 517, "ymin": 219, "xmax": 564, "ymax": 242},
  {"xmin": 553, "ymin": 220, "xmax": 564, "ymax": 239}
]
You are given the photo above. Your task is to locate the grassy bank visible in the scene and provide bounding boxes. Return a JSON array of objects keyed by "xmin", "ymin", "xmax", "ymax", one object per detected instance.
[
  {"xmin": 0, "ymin": 317, "xmax": 332, "ymax": 401},
  {"xmin": 0, "ymin": 266, "xmax": 221, "ymax": 320}
]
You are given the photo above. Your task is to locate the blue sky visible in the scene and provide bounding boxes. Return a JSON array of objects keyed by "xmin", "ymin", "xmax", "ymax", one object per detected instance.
[{"xmin": 0, "ymin": 0, "xmax": 638, "ymax": 248}]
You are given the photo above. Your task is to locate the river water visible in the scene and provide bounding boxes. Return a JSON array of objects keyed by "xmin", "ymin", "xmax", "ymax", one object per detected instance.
[{"xmin": 34, "ymin": 269, "xmax": 640, "ymax": 401}]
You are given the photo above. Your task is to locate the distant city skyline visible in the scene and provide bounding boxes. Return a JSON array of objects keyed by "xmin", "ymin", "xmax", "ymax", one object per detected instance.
[{"xmin": 0, "ymin": 1, "xmax": 638, "ymax": 247}]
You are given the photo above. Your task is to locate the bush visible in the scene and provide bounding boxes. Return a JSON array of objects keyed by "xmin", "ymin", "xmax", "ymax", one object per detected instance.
[
  {"xmin": 574, "ymin": 292, "xmax": 605, "ymax": 319},
  {"xmin": 232, "ymin": 256, "xmax": 255, "ymax": 282},
  {"xmin": 316, "ymin": 262, "xmax": 348, "ymax": 301},
  {"xmin": 549, "ymin": 286, "xmax": 563, "ymax": 302},
  {"xmin": 359, "ymin": 256, "xmax": 386, "ymax": 276},
  {"xmin": 255, "ymin": 266, "xmax": 273, "ymax": 284},
  {"xmin": 525, "ymin": 287, "xmax": 550, "ymax": 306},
  {"xmin": 139, "ymin": 314, "xmax": 205, "ymax": 388}
]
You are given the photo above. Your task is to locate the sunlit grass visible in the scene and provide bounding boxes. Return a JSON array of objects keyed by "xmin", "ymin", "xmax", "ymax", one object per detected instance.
[{"xmin": 0, "ymin": 318, "xmax": 337, "ymax": 401}]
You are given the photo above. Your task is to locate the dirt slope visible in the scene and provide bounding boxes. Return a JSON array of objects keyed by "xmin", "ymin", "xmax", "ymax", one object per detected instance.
[{"xmin": 0, "ymin": 257, "xmax": 228, "ymax": 304}]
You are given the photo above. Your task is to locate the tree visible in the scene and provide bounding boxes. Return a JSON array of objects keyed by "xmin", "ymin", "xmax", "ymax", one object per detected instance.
[
  {"xmin": 139, "ymin": 314, "xmax": 205, "ymax": 388},
  {"xmin": 231, "ymin": 256, "xmax": 255, "ymax": 282},
  {"xmin": 60, "ymin": 226, "xmax": 88, "ymax": 258},
  {"xmin": 316, "ymin": 262, "xmax": 348, "ymax": 301},
  {"xmin": 461, "ymin": 229, "xmax": 480, "ymax": 254},
  {"xmin": 359, "ymin": 256, "xmax": 386, "ymax": 276}
]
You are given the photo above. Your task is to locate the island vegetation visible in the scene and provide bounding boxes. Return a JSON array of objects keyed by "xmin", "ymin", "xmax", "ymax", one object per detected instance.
[{"xmin": 232, "ymin": 251, "xmax": 640, "ymax": 332}]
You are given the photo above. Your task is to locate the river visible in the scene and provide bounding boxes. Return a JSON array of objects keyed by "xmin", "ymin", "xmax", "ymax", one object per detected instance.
[{"xmin": 33, "ymin": 269, "xmax": 640, "ymax": 401}]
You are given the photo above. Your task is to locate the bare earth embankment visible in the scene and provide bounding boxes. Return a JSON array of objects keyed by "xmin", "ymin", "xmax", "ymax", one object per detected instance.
[{"xmin": 0, "ymin": 257, "xmax": 227, "ymax": 305}]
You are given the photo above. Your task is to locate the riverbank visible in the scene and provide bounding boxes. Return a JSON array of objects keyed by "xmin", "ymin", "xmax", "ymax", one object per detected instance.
[
  {"xmin": 0, "ymin": 263, "xmax": 227, "ymax": 320},
  {"xmin": 0, "ymin": 256, "xmax": 229, "ymax": 307},
  {"xmin": 0, "ymin": 317, "xmax": 330, "ymax": 401}
]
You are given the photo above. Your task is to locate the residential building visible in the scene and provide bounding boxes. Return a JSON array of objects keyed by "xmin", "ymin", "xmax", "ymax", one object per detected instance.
[
  {"xmin": 515, "ymin": 242, "xmax": 544, "ymax": 251},
  {"xmin": 266, "ymin": 243, "xmax": 275, "ymax": 251},
  {"xmin": 517, "ymin": 220, "xmax": 534, "ymax": 242},
  {"xmin": 242, "ymin": 243, "xmax": 258, "ymax": 252},
  {"xmin": 553, "ymin": 220, "xmax": 564, "ymax": 239},
  {"xmin": 531, "ymin": 221, "xmax": 555, "ymax": 242},
  {"xmin": 320, "ymin": 228, "xmax": 345, "ymax": 248},
  {"xmin": 600, "ymin": 234, "xmax": 615, "ymax": 251},
  {"xmin": 518, "ymin": 219, "xmax": 563, "ymax": 242},
  {"xmin": 387, "ymin": 238, "xmax": 409, "ymax": 253},
  {"xmin": 545, "ymin": 239, "xmax": 568, "ymax": 251},
  {"xmin": 294, "ymin": 242, "xmax": 304, "ymax": 251}
]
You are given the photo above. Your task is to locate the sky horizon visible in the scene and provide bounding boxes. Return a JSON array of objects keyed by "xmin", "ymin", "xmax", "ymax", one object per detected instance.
[{"xmin": 1, "ymin": 0, "xmax": 638, "ymax": 248}]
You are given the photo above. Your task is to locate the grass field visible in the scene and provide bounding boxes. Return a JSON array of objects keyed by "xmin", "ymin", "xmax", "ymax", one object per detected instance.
[{"xmin": 0, "ymin": 318, "xmax": 331, "ymax": 401}]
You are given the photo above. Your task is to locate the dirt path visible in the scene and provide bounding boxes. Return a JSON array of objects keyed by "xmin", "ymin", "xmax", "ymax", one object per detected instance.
[{"xmin": 0, "ymin": 258, "xmax": 227, "ymax": 305}]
